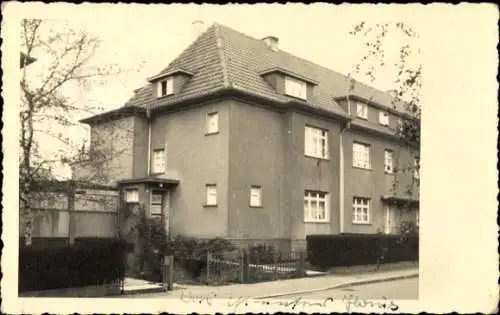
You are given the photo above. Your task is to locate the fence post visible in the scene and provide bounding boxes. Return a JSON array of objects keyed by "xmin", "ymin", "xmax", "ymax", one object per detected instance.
[
  {"xmin": 67, "ymin": 181, "xmax": 76, "ymax": 245},
  {"xmin": 273, "ymin": 251, "xmax": 279, "ymax": 281},
  {"xmin": 240, "ymin": 249, "xmax": 249, "ymax": 283},
  {"xmin": 206, "ymin": 252, "xmax": 212, "ymax": 284},
  {"xmin": 298, "ymin": 251, "xmax": 306, "ymax": 277},
  {"xmin": 163, "ymin": 255, "xmax": 174, "ymax": 291}
]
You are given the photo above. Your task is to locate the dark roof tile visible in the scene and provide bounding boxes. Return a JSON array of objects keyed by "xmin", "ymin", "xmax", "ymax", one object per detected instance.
[{"xmin": 124, "ymin": 23, "xmax": 407, "ymax": 116}]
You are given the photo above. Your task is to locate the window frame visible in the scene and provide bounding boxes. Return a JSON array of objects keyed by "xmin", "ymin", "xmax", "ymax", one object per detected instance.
[
  {"xmin": 249, "ymin": 185, "xmax": 263, "ymax": 208},
  {"xmin": 304, "ymin": 190, "xmax": 329, "ymax": 223},
  {"xmin": 124, "ymin": 188, "xmax": 139, "ymax": 203},
  {"xmin": 151, "ymin": 148, "xmax": 166, "ymax": 174},
  {"xmin": 150, "ymin": 190, "xmax": 163, "ymax": 216},
  {"xmin": 284, "ymin": 75, "xmax": 307, "ymax": 100},
  {"xmin": 384, "ymin": 149, "xmax": 394, "ymax": 174},
  {"xmin": 379, "ymin": 110, "xmax": 390, "ymax": 126},
  {"xmin": 352, "ymin": 141, "xmax": 371, "ymax": 169},
  {"xmin": 206, "ymin": 112, "xmax": 219, "ymax": 135},
  {"xmin": 356, "ymin": 102, "xmax": 368, "ymax": 119},
  {"xmin": 414, "ymin": 157, "xmax": 420, "ymax": 179},
  {"xmin": 156, "ymin": 77, "xmax": 174, "ymax": 98},
  {"xmin": 204, "ymin": 184, "xmax": 217, "ymax": 207},
  {"xmin": 304, "ymin": 125, "xmax": 329, "ymax": 159},
  {"xmin": 352, "ymin": 197, "xmax": 371, "ymax": 224}
]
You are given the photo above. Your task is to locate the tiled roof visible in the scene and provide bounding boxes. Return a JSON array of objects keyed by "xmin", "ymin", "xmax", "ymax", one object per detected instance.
[{"xmin": 124, "ymin": 23, "xmax": 406, "ymax": 116}]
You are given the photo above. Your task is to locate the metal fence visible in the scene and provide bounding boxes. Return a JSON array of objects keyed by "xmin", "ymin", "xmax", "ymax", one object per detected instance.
[{"xmin": 171, "ymin": 249, "xmax": 307, "ymax": 286}]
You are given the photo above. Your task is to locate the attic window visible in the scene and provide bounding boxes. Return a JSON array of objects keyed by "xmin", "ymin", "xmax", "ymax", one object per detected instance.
[
  {"xmin": 157, "ymin": 77, "xmax": 173, "ymax": 97},
  {"xmin": 284, "ymin": 76, "xmax": 307, "ymax": 100}
]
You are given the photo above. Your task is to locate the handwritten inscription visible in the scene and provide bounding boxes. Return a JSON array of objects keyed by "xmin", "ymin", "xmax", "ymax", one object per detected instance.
[{"xmin": 178, "ymin": 291, "xmax": 399, "ymax": 312}]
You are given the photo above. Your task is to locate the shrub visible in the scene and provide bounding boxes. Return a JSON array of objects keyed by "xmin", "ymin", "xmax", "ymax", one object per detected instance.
[
  {"xmin": 19, "ymin": 238, "xmax": 128, "ymax": 292},
  {"xmin": 135, "ymin": 217, "xmax": 236, "ymax": 282},
  {"xmin": 306, "ymin": 233, "xmax": 418, "ymax": 269},
  {"xmin": 247, "ymin": 244, "xmax": 277, "ymax": 264}
]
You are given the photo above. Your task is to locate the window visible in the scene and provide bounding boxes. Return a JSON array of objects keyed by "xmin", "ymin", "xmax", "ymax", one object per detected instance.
[
  {"xmin": 379, "ymin": 110, "xmax": 389, "ymax": 126},
  {"xmin": 206, "ymin": 112, "xmax": 219, "ymax": 134},
  {"xmin": 356, "ymin": 102, "xmax": 368, "ymax": 119},
  {"xmin": 249, "ymin": 186, "xmax": 262, "ymax": 207},
  {"xmin": 284, "ymin": 75, "xmax": 307, "ymax": 100},
  {"xmin": 304, "ymin": 190, "xmax": 329, "ymax": 222},
  {"xmin": 416, "ymin": 209, "xmax": 419, "ymax": 227},
  {"xmin": 156, "ymin": 77, "xmax": 173, "ymax": 97},
  {"xmin": 152, "ymin": 149, "xmax": 165, "ymax": 173},
  {"xmin": 353, "ymin": 197, "xmax": 370, "ymax": 224},
  {"xmin": 150, "ymin": 192, "xmax": 163, "ymax": 215},
  {"xmin": 305, "ymin": 126, "xmax": 328, "ymax": 159},
  {"xmin": 384, "ymin": 150, "xmax": 394, "ymax": 174},
  {"xmin": 414, "ymin": 157, "xmax": 420, "ymax": 179},
  {"xmin": 125, "ymin": 188, "xmax": 139, "ymax": 203},
  {"xmin": 205, "ymin": 184, "xmax": 217, "ymax": 206},
  {"xmin": 352, "ymin": 142, "xmax": 371, "ymax": 169}
]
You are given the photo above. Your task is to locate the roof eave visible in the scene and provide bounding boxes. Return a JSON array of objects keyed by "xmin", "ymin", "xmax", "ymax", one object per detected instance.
[
  {"xmin": 147, "ymin": 69, "xmax": 194, "ymax": 83},
  {"xmin": 79, "ymin": 106, "xmax": 147, "ymax": 125},
  {"xmin": 259, "ymin": 67, "xmax": 319, "ymax": 85}
]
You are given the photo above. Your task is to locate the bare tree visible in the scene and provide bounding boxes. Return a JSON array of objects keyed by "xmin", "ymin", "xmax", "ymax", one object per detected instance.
[
  {"xmin": 347, "ymin": 21, "xmax": 421, "ymax": 239},
  {"xmin": 20, "ymin": 19, "xmax": 137, "ymax": 246}
]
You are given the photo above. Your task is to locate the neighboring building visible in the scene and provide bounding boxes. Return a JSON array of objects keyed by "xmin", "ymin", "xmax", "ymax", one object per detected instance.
[{"xmin": 75, "ymin": 23, "xmax": 419, "ymax": 251}]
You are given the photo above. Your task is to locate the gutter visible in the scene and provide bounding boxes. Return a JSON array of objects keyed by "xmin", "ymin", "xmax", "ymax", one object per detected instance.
[
  {"xmin": 339, "ymin": 95, "xmax": 353, "ymax": 234},
  {"xmin": 146, "ymin": 108, "xmax": 152, "ymax": 176}
]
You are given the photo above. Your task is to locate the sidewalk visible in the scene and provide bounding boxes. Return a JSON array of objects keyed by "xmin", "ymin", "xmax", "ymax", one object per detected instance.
[{"xmin": 126, "ymin": 266, "xmax": 418, "ymax": 299}]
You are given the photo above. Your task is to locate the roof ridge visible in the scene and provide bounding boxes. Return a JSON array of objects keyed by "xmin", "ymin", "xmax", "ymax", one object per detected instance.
[{"xmin": 214, "ymin": 23, "xmax": 230, "ymax": 88}]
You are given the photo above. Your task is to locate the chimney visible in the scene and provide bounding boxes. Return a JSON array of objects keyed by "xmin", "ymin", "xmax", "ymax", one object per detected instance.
[
  {"xmin": 192, "ymin": 20, "xmax": 205, "ymax": 39},
  {"xmin": 262, "ymin": 36, "xmax": 279, "ymax": 52}
]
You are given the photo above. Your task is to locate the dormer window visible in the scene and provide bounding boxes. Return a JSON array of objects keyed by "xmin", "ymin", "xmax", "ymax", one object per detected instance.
[
  {"xmin": 356, "ymin": 102, "xmax": 368, "ymax": 119},
  {"xmin": 156, "ymin": 77, "xmax": 173, "ymax": 98},
  {"xmin": 284, "ymin": 75, "xmax": 307, "ymax": 100},
  {"xmin": 379, "ymin": 110, "xmax": 389, "ymax": 126}
]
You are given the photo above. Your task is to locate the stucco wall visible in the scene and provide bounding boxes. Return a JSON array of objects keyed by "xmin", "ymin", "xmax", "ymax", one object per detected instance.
[
  {"xmin": 343, "ymin": 129, "xmax": 419, "ymax": 234},
  {"xmin": 227, "ymin": 100, "xmax": 285, "ymax": 240},
  {"xmin": 284, "ymin": 111, "xmax": 342, "ymax": 241},
  {"xmin": 150, "ymin": 101, "xmax": 230, "ymax": 238},
  {"xmin": 74, "ymin": 117, "xmax": 136, "ymax": 186}
]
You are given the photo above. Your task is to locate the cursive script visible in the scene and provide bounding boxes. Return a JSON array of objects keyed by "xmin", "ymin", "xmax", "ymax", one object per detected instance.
[
  {"xmin": 178, "ymin": 291, "xmax": 399, "ymax": 312},
  {"xmin": 343, "ymin": 294, "xmax": 399, "ymax": 312}
]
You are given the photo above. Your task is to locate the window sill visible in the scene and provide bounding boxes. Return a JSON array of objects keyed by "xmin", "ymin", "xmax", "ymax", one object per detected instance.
[
  {"xmin": 352, "ymin": 166, "xmax": 372, "ymax": 171},
  {"xmin": 304, "ymin": 220, "xmax": 330, "ymax": 224},
  {"xmin": 356, "ymin": 116, "xmax": 368, "ymax": 120},
  {"xmin": 205, "ymin": 131, "xmax": 219, "ymax": 136},
  {"xmin": 249, "ymin": 205, "xmax": 263, "ymax": 208},
  {"xmin": 305, "ymin": 154, "xmax": 330, "ymax": 161},
  {"xmin": 156, "ymin": 93, "xmax": 174, "ymax": 99},
  {"xmin": 150, "ymin": 172, "xmax": 165, "ymax": 176},
  {"xmin": 385, "ymin": 171, "xmax": 395, "ymax": 175},
  {"xmin": 203, "ymin": 204, "xmax": 218, "ymax": 208},
  {"xmin": 352, "ymin": 221, "xmax": 372, "ymax": 225}
]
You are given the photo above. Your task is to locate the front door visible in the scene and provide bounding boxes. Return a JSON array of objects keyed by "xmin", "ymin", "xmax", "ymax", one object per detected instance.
[
  {"xmin": 385, "ymin": 205, "xmax": 396, "ymax": 234},
  {"xmin": 150, "ymin": 190, "xmax": 170, "ymax": 235}
]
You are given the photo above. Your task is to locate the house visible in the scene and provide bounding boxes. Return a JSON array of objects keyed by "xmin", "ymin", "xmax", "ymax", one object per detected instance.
[{"xmin": 75, "ymin": 22, "xmax": 419, "ymax": 251}]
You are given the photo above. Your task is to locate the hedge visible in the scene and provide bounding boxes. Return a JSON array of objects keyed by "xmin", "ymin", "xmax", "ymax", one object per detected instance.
[
  {"xmin": 19, "ymin": 238, "xmax": 129, "ymax": 292},
  {"xmin": 306, "ymin": 233, "xmax": 418, "ymax": 269}
]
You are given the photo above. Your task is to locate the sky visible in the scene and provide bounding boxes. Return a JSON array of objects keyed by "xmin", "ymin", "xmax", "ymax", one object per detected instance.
[{"xmin": 20, "ymin": 3, "xmax": 426, "ymax": 179}]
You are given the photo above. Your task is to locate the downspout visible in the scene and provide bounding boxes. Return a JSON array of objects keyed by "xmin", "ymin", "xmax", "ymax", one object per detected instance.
[
  {"xmin": 146, "ymin": 108, "xmax": 152, "ymax": 177},
  {"xmin": 339, "ymin": 96, "xmax": 352, "ymax": 234}
]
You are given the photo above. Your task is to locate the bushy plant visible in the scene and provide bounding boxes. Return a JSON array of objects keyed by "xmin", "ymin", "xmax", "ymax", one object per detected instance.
[{"xmin": 247, "ymin": 244, "xmax": 277, "ymax": 265}]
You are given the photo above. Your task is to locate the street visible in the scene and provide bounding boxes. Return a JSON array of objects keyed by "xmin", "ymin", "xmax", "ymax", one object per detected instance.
[{"xmin": 277, "ymin": 278, "xmax": 418, "ymax": 300}]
